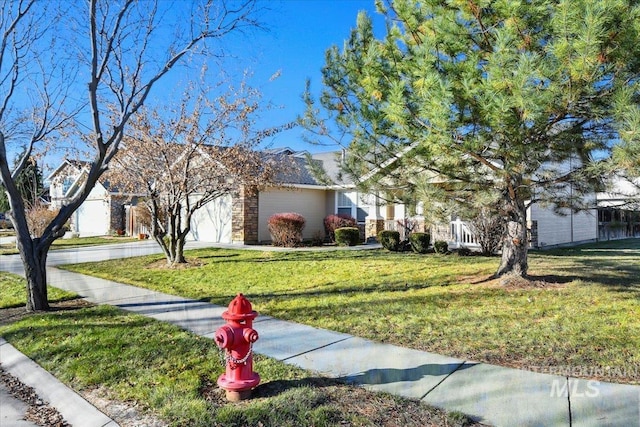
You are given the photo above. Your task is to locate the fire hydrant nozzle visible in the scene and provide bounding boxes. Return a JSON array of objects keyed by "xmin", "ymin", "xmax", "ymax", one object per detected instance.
[{"xmin": 214, "ymin": 293, "xmax": 260, "ymax": 401}]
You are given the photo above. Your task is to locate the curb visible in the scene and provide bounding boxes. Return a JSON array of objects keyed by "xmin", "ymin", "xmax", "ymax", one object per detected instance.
[{"xmin": 0, "ymin": 337, "xmax": 118, "ymax": 427}]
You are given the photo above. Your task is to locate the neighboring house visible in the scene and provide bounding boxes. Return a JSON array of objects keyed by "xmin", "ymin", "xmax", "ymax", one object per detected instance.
[
  {"xmin": 45, "ymin": 152, "xmax": 404, "ymax": 243},
  {"xmin": 49, "ymin": 151, "xmax": 638, "ymax": 247},
  {"xmin": 46, "ymin": 160, "xmax": 143, "ymax": 237},
  {"xmin": 435, "ymin": 175, "xmax": 640, "ymax": 250},
  {"xmin": 227, "ymin": 148, "xmax": 408, "ymax": 244}
]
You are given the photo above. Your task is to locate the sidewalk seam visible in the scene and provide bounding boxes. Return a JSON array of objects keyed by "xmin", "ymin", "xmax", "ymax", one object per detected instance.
[
  {"xmin": 281, "ymin": 336, "xmax": 353, "ymax": 362},
  {"xmin": 567, "ymin": 376, "xmax": 572, "ymax": 427},
  {"xmin": 419, "ymin": 360, "xmax": 468, "ymax": 400}
]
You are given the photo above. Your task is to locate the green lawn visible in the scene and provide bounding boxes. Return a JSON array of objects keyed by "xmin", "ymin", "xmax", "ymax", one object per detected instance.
[
  {"xmin": 0, "ymin": 236, "xmax": 139, "ymax": 255},
  {"xmin": 62, "ymin": 239, "xmax": 640, "ymax": 385},
  {"xmin": 0, "ymin": 288, "xmax": 472, "ymax": 426},
  {"xmin": 0, "ymin": 272, "xmax": 77, "ymax": 308}
]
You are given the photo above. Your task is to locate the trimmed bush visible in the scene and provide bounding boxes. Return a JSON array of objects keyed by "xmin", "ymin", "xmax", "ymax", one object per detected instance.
[
  {"xmin": 378, "ymin": 230, "xmax": 400, "ymax": 251},
  {"xmin": 324, "ymin": 214, "xmax": 357, "ymax": 242},
  {"xmin": 334, "ymin": 227, "xmax": 360, "ymax": 246},
  {"xmin": 268, "ymin": 212, "xmax": 306, "ymax": 247},
  {"xmin": 434, "ymin": 240, "xmax": 449, "ymax": 254},
  {"xmin": 410, "ymin": 232, "xmax": 431, "ymax": 254}
]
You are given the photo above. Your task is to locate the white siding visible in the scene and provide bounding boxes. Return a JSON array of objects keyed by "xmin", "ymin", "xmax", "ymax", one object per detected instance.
[
  {"xmin": 74, "ymin": 183, "xmax": 110, "ymax": 236},
  {"xmin": 529, "ymin": 204, "xmax": 598, "ymax": 247},
  {"xmin": 258, "ymin": 188, "xmax": 327, "ymax": 242},
  {"xmin": 188, "ymin": 194, "xmax": 232, "ymax": 243}
]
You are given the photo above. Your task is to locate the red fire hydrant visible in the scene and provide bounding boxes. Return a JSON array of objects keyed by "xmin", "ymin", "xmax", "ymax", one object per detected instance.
[{"xmin": 214, "ymin": 293, "xmax": 260, "ymax": 401}]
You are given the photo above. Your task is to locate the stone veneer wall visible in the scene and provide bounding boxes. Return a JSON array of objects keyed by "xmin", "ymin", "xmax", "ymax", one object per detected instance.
[
  {"xmin": 232, "ymin": 186, "xmax": 259, "ymax": 244},
  {"xmin": 109, "ymin": 196, "xmax": 129, "ymax": 234},
  {"xmin": 365, "ymin": 219, "xmax": 385, "ymax": 241}
]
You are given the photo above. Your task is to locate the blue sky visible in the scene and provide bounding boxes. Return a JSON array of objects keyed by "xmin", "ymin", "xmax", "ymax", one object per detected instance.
[
  {"xmin": 233, "ymin": 0, "xmax": 380, "ymax": 153},
  {"xmin": 18, "ymin": 1, "xmax": 382, "ymax": 173}
]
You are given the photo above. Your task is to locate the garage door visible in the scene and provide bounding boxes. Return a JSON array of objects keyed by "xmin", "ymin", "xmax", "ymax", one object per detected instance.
[
  {"xmin": 76, "ymin": 199, "xmax": 110, "ymax": 236},
  {"xmin": 187, "ymin": 195, "xmax": 232, "ymax": 243}
]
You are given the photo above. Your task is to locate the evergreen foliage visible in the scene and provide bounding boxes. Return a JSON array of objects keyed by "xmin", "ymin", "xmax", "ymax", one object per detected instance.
[
  {"xmin": 377, "ymin": 230, "xmax": 400, "ymax": 251},
  {"xmin": 302, "ymin": 0, "xmax": 640, "ymax": 277},
  {"xmin": 0, "ymin": 153, "xmax": 43, "ymax": 213},
  {"xmin": 409, "ymin": 232, "xmax": 431, "ymax": 254},
  {"xmin": 434, "ymin": 241, "xmax": 449, "ymax": 254},
  {"xmin": 334, "ymin": 226, "xmax": 360, "ymax": 246}
]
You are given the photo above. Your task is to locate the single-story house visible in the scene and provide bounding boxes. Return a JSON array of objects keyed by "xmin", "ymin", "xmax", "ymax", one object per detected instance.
[
  {"xmin": 227, "ymin": 148, "xmax": 407, "ymax": 244},
  {"xmin": 45, "ymin": 151, "xmax": 407, "ymax": 242},
  {"xmin": 47, "ymin": 152, "xmax": 640, "ymax": 248},
  {"xmin": 46, "ymin": 159, "xmax": 144, "ymax": 237}
]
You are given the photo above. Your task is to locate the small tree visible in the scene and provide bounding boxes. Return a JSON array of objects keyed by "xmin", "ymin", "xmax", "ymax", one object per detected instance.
[
  {"xmin": 0, "ymin": 0, "xmax": 263, "ymax": 311},
  {"xmin": 111, "ymin": 84, "xmax": 290, "ymax": 265},
  {"xmin": 301, "ymin": 0, "xmax": 639, "ymax": 278},
  {"xmin": 0, "ymin": 153, "xmax": 44, "ymax": 213}
]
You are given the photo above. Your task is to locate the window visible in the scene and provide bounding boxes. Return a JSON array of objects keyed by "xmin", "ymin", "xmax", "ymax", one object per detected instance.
[
  {"xmin": 356, "ymin": 207, "xmax": 368, "ymax": 222},
  {"xmin": 336, "ymin": 191, "xmax": 368, "ymax": 223},
  {"xmin": 62, "ymin": 177, "xmax": 75, "ymax": 195}
]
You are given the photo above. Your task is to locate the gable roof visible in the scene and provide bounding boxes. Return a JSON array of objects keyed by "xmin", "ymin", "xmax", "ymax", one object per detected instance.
[
  {"xmin": 266, "ymin": 149, "xmax": 355, "ymax": 188},
  {"xmin": 46, "ymin": 159, "xmax": 127, "ymax": 194},
  {"xmin": 45, "ymin": 159, "xmax": 88, "ymax": 182}
]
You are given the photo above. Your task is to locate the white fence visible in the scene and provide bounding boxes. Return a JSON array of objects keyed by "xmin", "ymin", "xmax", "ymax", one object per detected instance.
[
  {"xmin": 449, "ymin": 218, "xmax": 479, "ymax": 248},
  {"xmin": 383, "ymin": 217, "xmax": 480, "ymax": 248}
]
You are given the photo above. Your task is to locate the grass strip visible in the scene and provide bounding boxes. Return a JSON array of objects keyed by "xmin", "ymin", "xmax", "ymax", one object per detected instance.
[
  {"xmin": 0, "ymin": 272, "xmax": 77, "ymax": 309},
  {"xmin": 0, "ymin": 302, "xmax": 475, "ymax": 427},
  {"xmin": 61, "ymin": 240, "xmax": 640, "ymax": 384}
]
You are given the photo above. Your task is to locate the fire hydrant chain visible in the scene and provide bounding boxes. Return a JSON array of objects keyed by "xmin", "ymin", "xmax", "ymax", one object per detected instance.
[{"xmin": 225, "ymin": 343, "xmax": 252, "ymax": 365}]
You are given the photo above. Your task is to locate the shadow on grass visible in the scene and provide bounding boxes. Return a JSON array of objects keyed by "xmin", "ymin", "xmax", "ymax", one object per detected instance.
[
  {"xmin": 203, "ymin": 277, "xmax": 451, "ymax": 308},
  {"xmin": 252, "ymin": 377, "xmax": 344, "ymax": 399},
  {"xmin": 188, "ymin": 253, "xmax": 241, "ymax": 261}
]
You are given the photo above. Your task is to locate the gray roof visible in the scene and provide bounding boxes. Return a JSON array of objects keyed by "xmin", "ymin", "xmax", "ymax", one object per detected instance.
[{"xmin": 273, "ymin": 150, "xmax": 353, "ymax": 187}]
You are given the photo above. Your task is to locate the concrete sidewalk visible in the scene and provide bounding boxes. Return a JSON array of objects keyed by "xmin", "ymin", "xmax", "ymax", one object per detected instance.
[
  {"xmin": 2, "ymin": 241, "xmax": 640, "ymax": 426},
  {"xmin": 0, "ymin": 338, "xmax": 117, "ymax": 427}
]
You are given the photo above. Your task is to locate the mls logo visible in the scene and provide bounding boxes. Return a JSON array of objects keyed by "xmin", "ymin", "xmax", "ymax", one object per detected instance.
[{"xmin": 550, "ymin": 379, "xmax": 600, "ymax": 397}]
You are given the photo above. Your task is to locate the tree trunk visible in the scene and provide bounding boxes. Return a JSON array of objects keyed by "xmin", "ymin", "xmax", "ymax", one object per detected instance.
[
  {"xmin": 21, "ymin": 241, "xmax": 49, "ymax": 311},
  {"xmin": 174, "ymin": 237, "xmax": 186, "ymax": 264},
  {"xmin": 495, "ymin": 197, "xmax": 529, "ymax": 277}
]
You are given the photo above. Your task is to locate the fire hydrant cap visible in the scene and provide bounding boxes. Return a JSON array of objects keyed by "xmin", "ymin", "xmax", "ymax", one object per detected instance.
[{"xmin": 222, "ymin": 293, "xmax": 258, "ymax": 321}]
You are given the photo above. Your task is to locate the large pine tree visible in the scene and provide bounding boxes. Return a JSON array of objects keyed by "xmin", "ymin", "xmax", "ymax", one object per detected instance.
[{"xmin": 303, "ymin": 0, "xmax": 640, "ymax": 277}]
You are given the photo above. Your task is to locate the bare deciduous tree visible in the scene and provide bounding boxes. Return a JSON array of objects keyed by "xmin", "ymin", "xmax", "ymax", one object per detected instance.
[
  {"xmin": 110, "ymin": 83, "xmax": 292, "ymax": 265},
  {"xmin": 0, "ymin": 0, "xmax": 261, "ymax": 311}
]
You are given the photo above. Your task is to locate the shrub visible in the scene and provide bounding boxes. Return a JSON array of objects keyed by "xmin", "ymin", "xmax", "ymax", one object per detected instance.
[
  {"xmin": 324, "ymin": 214, "xmax": 357, "ymax": 242},
  {"xmin": 457, "ymin": 246, "xmax": 473, "ymax": 256},
  {"xmin": 468, "ymin": 208, "xmax": 505, "ymax": 255},
  {"xmin": 378, "ymin": 230, "xmax": 400, "ymax": 251},
  {"xmin": 334, "ymin": 227, "xmax": 360, "ymax": 246},
  {"xmin": 434, "ymin": 240, "xmax": 449, "ymax": 254},
  {"xmin": 409, "ymin": 232, "xmax": 431, "ymax": 254},
  {"xmin": 26, "ymin": 203, "xmax": 59, "ymax": 237},
  {"xmin": 268, "ymin": 212, "xmax": 306, "ymax": 247}
]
